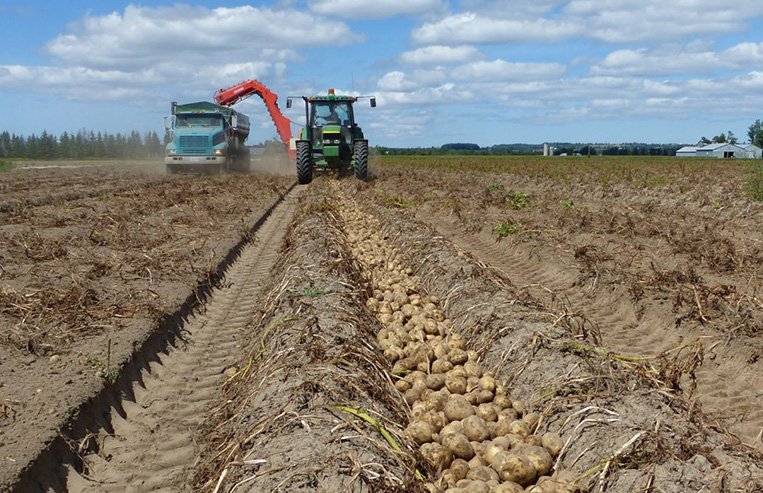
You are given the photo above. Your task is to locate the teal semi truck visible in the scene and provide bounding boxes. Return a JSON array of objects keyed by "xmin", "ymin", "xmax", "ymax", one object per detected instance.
[{"xmin": 164, "ymin": 101, "xmax": 251, "ymax": 174}]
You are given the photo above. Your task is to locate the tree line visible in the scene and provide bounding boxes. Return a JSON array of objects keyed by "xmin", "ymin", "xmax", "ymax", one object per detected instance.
[
  {"xmin": 0, "ymin": 130, "xmax": 165, "ymax": 160},
  {"xmin": 376, "ymin": 143, "xmax": 682, "ymax": 156}
]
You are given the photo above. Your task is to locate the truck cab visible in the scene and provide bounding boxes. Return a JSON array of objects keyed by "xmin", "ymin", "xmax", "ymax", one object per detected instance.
[{"xmin": 165, "ymin": 101, "xmax": 250, "ymax": 174}]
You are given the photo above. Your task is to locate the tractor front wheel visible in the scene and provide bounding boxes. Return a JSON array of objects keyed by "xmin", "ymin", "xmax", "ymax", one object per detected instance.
[
  {"xmin": 296, "ymin": 140, "xmax": 313, "ymax": 184},
  {"xmin": 354, "ymin": 140, "xmax": 369, "ymax": 181}
]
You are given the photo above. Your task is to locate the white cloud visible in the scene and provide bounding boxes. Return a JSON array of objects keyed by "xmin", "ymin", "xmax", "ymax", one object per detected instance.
[
  {"xmin": 413, "ymin": 2, "xmax": 763, "ymax": 45},
  {"xmin": 413, "ymin": 13, "xmax": 581, "ymax": 44},
  {"xmin": 308, "ymin": 0, "xmax": 446, "ymax": 19},
  {"xmin": 47, "ymin": 5, "xmax": 358, "ymax": 69},
  {"xmin": 400, "ymin": 45, "xmax": 483, "ymax": 65},
  {"xmin": 454, "ymin": 60, "xmax": 566, "ymax": 82},
  {"xmin": 592, "ymin": 41, "xmax": 763, "ymax": 76}
]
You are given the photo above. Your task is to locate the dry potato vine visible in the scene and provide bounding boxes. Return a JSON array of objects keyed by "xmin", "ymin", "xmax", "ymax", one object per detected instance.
[{"xmin": 340, "ymin": 206, "xmax": 584, "ymax": 493}]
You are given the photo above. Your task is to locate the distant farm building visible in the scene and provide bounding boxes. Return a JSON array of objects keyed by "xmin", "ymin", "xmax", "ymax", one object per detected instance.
[
  {"xmin": 743, "ymin": 144, "xmax": 762, "ymax": 158},
  {"xmin": 676, "ymin": 143, "xmax": 760, "ymax": 158},
  {"xmin": 676, "ymin": 146, "xmax": 699, "ymax": 157}
]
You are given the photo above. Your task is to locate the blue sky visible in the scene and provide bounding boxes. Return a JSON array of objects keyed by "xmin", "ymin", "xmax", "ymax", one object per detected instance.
[{"xmin": 1, "ymin": 1, "xmax": 763, "ymax": 147}]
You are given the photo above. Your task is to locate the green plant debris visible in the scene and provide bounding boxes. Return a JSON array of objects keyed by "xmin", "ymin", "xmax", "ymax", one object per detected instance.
[
  {"xmin": 504, "ymin": 191, "xmax": 530, "ymax": 209},
  {"xmin": 493, "ymin": 219, "xmax": 519, "ymax": 241}
]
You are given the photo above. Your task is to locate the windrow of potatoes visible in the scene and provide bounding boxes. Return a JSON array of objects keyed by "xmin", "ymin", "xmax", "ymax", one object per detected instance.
[{"xmin": 340, "ymin": 205, "xmax": 584, "ymax": 493}]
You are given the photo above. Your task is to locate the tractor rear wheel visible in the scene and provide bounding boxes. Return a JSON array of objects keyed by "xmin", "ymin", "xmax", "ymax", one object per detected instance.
[
  {"xmin": 296, "ymin": 141, "xmax": 313, "ymax": 184},
  {"xmin": 354, "ymin": 140, "xmax": 369, "ymax": 181}
]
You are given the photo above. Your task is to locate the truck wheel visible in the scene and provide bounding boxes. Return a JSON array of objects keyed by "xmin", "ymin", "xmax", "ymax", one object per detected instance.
[
  {"xmin": 296, "ymin": 141, "xmax": 312, "ymax": 184},
  {"xmin": 354, "ymin": 140, "xmax": 369, "ymax": 181},
  {"xmin": 166, "ymin": 163, "xmax": 177, "ymax": 175},
  {"xmin": 234, "ymin": 149, "xmax": 250, "ymax": 173}
]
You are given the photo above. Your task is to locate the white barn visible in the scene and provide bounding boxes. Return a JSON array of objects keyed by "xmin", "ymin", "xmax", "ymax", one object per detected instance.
[
  {"xmin": 676, "ymin": 146, "xmax": 700, "ymax": 157},
  {"xmin": 743, "ymin": 144, "xmax": 762, "ymax": 158},
  {"xmin": 695, "ymin": 143, "xmax": 745, "ymax": 158}
]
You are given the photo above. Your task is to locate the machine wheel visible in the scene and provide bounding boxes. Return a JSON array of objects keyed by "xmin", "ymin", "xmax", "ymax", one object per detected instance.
[
  {"xmin": 296, "ymin": 141, "xmax": 313, "ymax": 184},
  {"xmin": 354, "ymin": 140, "xmax": 369, "ymax": 181},
  {"xmin": 166, "ymin": 163, "xmax": 178, "ymax": 175}
]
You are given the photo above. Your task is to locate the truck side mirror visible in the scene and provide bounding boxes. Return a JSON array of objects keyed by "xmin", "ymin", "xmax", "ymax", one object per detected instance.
[
  {"xmin": 286, "ymin": 99, "xmax": 292, "ymax": 109},
  {"xmin": 170, "ymin": 101, "xmax": 177, "ymax": 115},
  {"xmin": 370, "ymin": 97, "xmax": 376, "ymax": 108},
  {"xmin": 231, "ymin": 115, "xmax": 238, "ymax": 128}
]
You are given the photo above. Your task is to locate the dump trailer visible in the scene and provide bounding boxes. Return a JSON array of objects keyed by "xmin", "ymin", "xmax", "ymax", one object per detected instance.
[
  {"xmin": 287, "ymin": 89, "xmax": 376, "ymax": 184},
  {"xmin": 165, "ymin": 101, "xmax": 251, "ymax": 174}
]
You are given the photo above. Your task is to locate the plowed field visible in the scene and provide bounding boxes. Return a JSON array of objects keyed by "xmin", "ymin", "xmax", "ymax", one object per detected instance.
[{"xmin": 0, "ymin": 157, "xmax": 761, "ymax": 493}]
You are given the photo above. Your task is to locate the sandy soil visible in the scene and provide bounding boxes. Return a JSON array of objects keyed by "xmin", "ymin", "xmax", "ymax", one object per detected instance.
[
  {"xmin": 360, "ymin": 161, "xmax": 762, "ymax": 450},
  {"xmin": 0, "ymin": 163, "xmax": 292, "ymax": 490},
  {"xmin": 2, "ymin": 157, "xmax": 761, "ymax": 493}
]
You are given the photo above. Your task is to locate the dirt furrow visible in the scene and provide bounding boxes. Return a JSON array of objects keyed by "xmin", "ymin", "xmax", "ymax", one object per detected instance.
[
  {"xmin": 56, "ymin": 187, "xmax": 301, "ymax": 492},
  {"xmin": 416, "ymin": 209, "xmax": 763, "ymax": 448}
]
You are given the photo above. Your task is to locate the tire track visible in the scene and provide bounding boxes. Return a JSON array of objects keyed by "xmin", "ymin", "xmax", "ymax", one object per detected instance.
[
  {"xmin": 418, "ymin": 211, "xmax": 762, "ymax": 448},
  {"xmin": 62, "ymin": 186, "xmax": 303, "ymax": 492}
]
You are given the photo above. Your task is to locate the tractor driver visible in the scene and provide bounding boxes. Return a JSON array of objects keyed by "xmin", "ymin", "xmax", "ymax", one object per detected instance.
[{"xmin": 315, "ymin": 103, "xmax": 347, "ymax": 126}]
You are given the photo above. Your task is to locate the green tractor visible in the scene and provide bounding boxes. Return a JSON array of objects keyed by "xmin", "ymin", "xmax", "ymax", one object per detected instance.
[{"xmin": 287, "ymin": 89, "xmax": 376, "ymax": 184}]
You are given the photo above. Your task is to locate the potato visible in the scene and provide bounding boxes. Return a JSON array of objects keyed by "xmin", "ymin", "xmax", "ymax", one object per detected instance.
[
  {"xmin": 420, "ymin": 442, "xmax": 453, "ymax": 471},
  {"xmin": 489, "ymin": 451, "xmax": 537, "ymax": 486},
  {"xmin": 449, "ymin": 458, "xmax": 470, "ymax": 482},
  {"xmin": 424, "ymin": 318, "xmax": 440, "ymax": 335},
  {"xmin": 541, "ymin": 432, "xmax": 564, "ymax": 457},
  {"xmin": 406, "ymin": 420, "xmax": 435, "ymax": 445},
  {"xmin": 449, "ymin": 365, "xmax": 468, "ymax": 380},
  {"xmin": 468, "ymin": 454, "xmax": 487, "ymax": 468},
  {"xmin": 446, "ymin": 374, "xmax": 468, "ymax": 395},
  {"xmin": 434, "ymin": 342, "xmax": 450, "ymax": 359},
  {"xmin": 394, "ymin": 379, "xmax": 411, "ymax": 392},
  {"xmin": 471, "ymin": 440, "xmax": 486, "ymax": 457},
  {"xmin": 524, "ymin": 435, "xmax": 542, "ymax": 447},
  {"xmin": 432, "ymin": 358, "xmax": 454, "ymax": 374},
  {"xmin": 448, "ymin": 334, "xmax": 466, "ymax": 351},
  {"xmin": 467, "ymin": 376, "xmax": 480, "ymax": 392},
  {"xmin": 497, "ymin": 407, "xmax": 518, "ymax": 421},
  {"xmin": 508, "ymin": 420, "xmax": 530, "ymax": 438},
  {"xmin": 494, "ymin": 418, "xmax": 511, "ymax": 437},
  {"xmin": 466, "ymin": 350, "xmax": 478, "ymax": 362},
  {"xmin": 462, "ymin": 415, "xmax": 491, "ymax": 442},
  {"xmin": 512, "ymin": 399, "xmax": 527, "ymax": 415},
  {"xmin": 403, "ymin": 387, "xmax": 422, "ymax": 405},
  {"xmin": 478, "ymin": 374, "xmax": 496, "ymax": 393},
  {"xmin": 411, "ymin": 400, "xmax": 428, "ymax": 416},
  {"xmin": 426, "ymin": 390, "xmax": 450, "ymax": 412},
  {"xmin": 420, "ymin": 411, "xmax": 446, "ymax": 432},
  {"xmin": 490, "ymin": 482, "xmax": 525, "ymax": 493},
  {"xmin": 492, "ymin": 436, "xmax": 512, "ymax": 450},
  {"xmin": 466, "ymin": 465, "xmax": 499, "ymax": 482},
  {"xmin": 493, "ymin": 394, "xmax": 512, "ymax": 410},
  {"xmin": 476, "ymin": 403, "xmax": 499, "ymax": 422},
  {"xmin": 483, "ymin": 444, "xmax": 505, "ymax": 465},
  {"xmin": 523, "ymin": 412, "xmax": 540, "ymax": 432},
  {"xmin": 476, "ymin": 389, "xmax": 495, "ymax": 405},
  {"xmin": 444, "ymin": 395, "xmax": 475, "ymax": 421},
  {"xmin": 440, "ymin": 420, "xmax": 465, "ymax": 437},
  {"xmin": 392, "ymin": 357, "xmax": 417, "ymax": 375},
  {"xmin": 442, "ymin": 432, "xmax": 475, "ymax": 460},
  {"xmin": 464, "ymin": 361, "xmax": 483, "ymax": 378},
  {"xmin": 521, "ymin": 445, "xmax": 554, "ymax": 476},
  {"xmin": 449, "ymin": 348, "xmax": 469, "ymax": 365}
]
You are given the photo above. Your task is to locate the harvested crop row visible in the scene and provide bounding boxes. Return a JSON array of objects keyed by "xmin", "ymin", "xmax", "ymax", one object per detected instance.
[
  {"xmin": 342, "ymin": 180, "xmax": 763, "ymax": 493},
  {"xmin": 191, "ymin": 191, "xmax": 420, "ymax": 492},
  {"xmin": 335, "ymin": 191, "xmax": 580, "ymax": 493}
]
